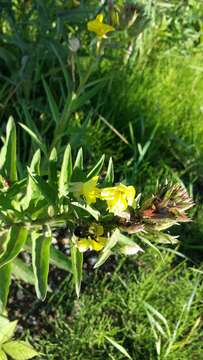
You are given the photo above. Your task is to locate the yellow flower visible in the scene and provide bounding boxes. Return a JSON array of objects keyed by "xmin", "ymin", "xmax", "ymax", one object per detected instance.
[
  {"xmin": 72, "ymin": 176, "xmax": 100, "ymax": 204},
  {"xmin": 87, "ymin": 14, "xmax": 115, "ymax": 38},
  {"xmin": 76, "ymin": 223, "xmax": 107, "ymax": 252},
  {"xmin": 100, "ymin": 184, "xmax": 136, "ymax": 215}
]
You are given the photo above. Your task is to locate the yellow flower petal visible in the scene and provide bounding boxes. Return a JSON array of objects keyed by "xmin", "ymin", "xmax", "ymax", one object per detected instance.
[
  {"xmin": 87, "ymin": 13, "xmax": 115, "ymax": 38},
  {"xmin": 77, "ymin": 239, "xmax": 90, "ymax": 252},
  {"xmin": 100, "ymin": 184, "xmax": 136, "ymax": 215}
]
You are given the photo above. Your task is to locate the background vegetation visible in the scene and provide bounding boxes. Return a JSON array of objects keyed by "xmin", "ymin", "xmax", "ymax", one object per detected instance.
[{"xmin": 1, "ymin": 0, "xmax": 203, "ymax": 359}]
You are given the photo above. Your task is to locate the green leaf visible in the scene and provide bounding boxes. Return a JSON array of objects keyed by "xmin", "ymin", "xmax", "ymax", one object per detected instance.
[
  {"xmin": 19, "ymin": 123, "xmax": 47, "ymax": 156},
  {"xmin": 102, "ymin": 228, "xmax": 120, "ymax": 253},
  {"xmin": 94, "ymin": 249, "xmax": 112, "ymax": 269},
  {"xmin": 24, "ymin": 150, "xmax": 41, "ymax": 208},
  {"xmin": 71, "ymin": 245, "xmax": 83, "ymax": 298},
  {"xmin": 0, "ymin": 227, "xmax": 28, "ymax": 269},
  {"xmin": 105, "ymin": 336, "xmax": 132, "ymax": 359},
  {"xmin": 71, "ymin": 202, "xmax": 100, "ymax": 220},
  {"xmin": 0, "ymin": 264, "xmax": 11, "ymax": 313},
  {"xmin": 12, "ymin": 258, "xmax": 35, "ymax": 286},
  {"xmin": 42, "ymin": 77, "xmax": 60, "ymax": 124},
  {"xmin": 27, "ymin": 170, "xmax": 56, "ymax": 204},
  {"xmin": 87, "ymin": 154, "xmax": 105, "ymax": 180},
  {"xmin": 74, "ymin": 148, "xmax": 83, "ymax": 170},
  {"xmin": 104, "ymin": 157, "xmax": 114, "ymax": 185},
  {"xmin": 59, "ymin": 144, "xmax": 72, "ymax": 197},
  {"xmin": 50, "ymin": 246, "xmax": 72, "ymax": 273},
  {"xmin": 0, "ymin": 350, "xmax": 7, "ymax": 360},
  {"xmin": 48, "ymin": 148, "xmax": 58, "ymax": 186},
  {"xmin": 32, "ymin": 232, "xmax": 51, "ymax": 300},
  {"xmin": 0, "ymin": 117, "xmax": 17, "ymax": 182},
  {"xmin": 0, "ymin": 320, "xmax": 17, "ymax": 344},
  {"xmin": 3, "ymin": 341, "xmax": 39, "ymax": 360}
]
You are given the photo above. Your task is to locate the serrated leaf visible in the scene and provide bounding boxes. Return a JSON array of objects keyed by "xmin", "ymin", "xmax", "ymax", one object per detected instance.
[
  {"xmin": 0, "ymin": 263, "xmax": 11, "ymax": 313},
  {"xmin": 3, "ymin": 341, "xmax": 39, "ymax": 360},
  {"xmin": 0, "ymin": 117, "xmax": 17, "ymax": 182},
  {"xmin": 59, "ymin": 144, "xmax": 72, "ymax": 197},
  {"xmin": 0, "ymin": 320, "xmax": 17, "ymax": 344},
  {"xmin": 71, "ymin": 245, "xmax": 83, "ymax": 297},
  {"xmin": 87, "ymin": 154, "xmax": 105, "ymax": 180},
  {"xmin": 42, "ymin": 77, "xmax": 60, "ymax": 125},
  {"xmin": 32, "ymin": 232, "xmax": 51, "ymax": 300},
  {"xmin": 104, "ymin": 157, "xmax": 114, "ymax": 185},
  {"xmin": 50, "ymin": 246, "xmax": 72, "ymax": 273},
  {"xmin": 0, "ymin": 227, "xmax": 28, "ymax": 269},
  {"xmin": 105, "ymin": 336, "xmax": 132, "ymax": 359},
  {"xmin": 0, "ymin": 350, "xmax": 7, "ymax": 360}
]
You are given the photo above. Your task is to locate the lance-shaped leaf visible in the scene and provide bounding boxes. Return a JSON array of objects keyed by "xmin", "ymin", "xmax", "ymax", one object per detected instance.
[
  {"xmin": 0, "ymin": 349, "xmax": 7, "ymax": 359},
  {"xmin": 71, "ymin": 245, "xmax": 83, "ymax": 297},
  {"xmin": 94, "ymin": 229, "xmax": 120, "ymax": 269},
  {"xmin": 32, "ymin": 232, "xmax": 51, "ymax": 300},
  {"xmin": 0, "ymin": 263, "xmax": 11, "ymax": 313},
  {"xmin": 59, "ymin": 144, "xmax": 72, "ymax": 197},
  {"xmin": 0, "ymin": 319, "xmax": 17, "ymax": 344},
  {"xmin": 87, "ymin": 154, "xmax": 105, "ymax": 180},
  {"xmin": 74, "ymin": 147, "xmax": 83, "ymax": 170},
  {"xmin": 71, "ymin": 202, "xmax": 100, "ymax": 220},
  {"xmin": 50, "ymin": 246, "xmax": 72, "ymax": 273},
  {"xmin": 27, "ymin": 170, "xmax": 57, "ymax": 204},
  {"xmin": 12, "ymin": 258, "xmax": 35, "ymax": 286},
  {"xmin": 48, "ymin": 147, "xmax": 58, "ymax": 186},
  {"xmin": 42, "ymin": 77, "xmax": 60, "ymax": 125},
  {"xmin": 0, "ymin": 227, "xmax": 28, "ymax": 269},
  {"xmin": 2, "ymin": 341, "xmax": 39, "ymax": 360},
  {"xmin": 24, "ymin": 149, "xmax": 41, "ymax": 208},
  {"xmin": 0, "ymin": 117, "xmax": 17, "ymax": 182},
  {"xmin": 105, "ymin": 336, "xmax": 132, "ymax": 359},
  {"xmin": 104, "ymin": 157, "xmax": 114, "ymax": 185}
]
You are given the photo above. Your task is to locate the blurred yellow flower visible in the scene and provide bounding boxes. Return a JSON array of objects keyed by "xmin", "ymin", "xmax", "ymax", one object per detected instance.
[
  {"xmin": 87, "ymin": 14, "xmax": 115, "ymax": 38},
  {"xmin": 76, "ymin": 223, "xmax": 107, "ymax": 252},
  {"xmin": 100, "ymin": 184, "xmax": 135, "ymax": 215},
  {"xmin": 72, "ymin": 176, "xmax": 100, "ymax": 204}
]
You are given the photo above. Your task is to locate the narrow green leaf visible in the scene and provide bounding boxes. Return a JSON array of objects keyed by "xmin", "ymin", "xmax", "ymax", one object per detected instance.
[
  {"xmin": 0, "ymin": 320, "xmax": 17, "ymax": 344},
  {"xmin": 32, "ymin": 232, "xmax": 51, "ymax": 300},
  {"xmin": 19, "ymin": 123, "xmax": 47, "ymax": 156},
  {"xmin": 42, "ymin": 77, "xmax": 60, "ymax": 124},
  {"xmin": 87, "ymin": 154, "xmax": 105, "ymax": 180},
  {"xmin": 24, "ymin": 150, "xmax": 41, "ymax": 208},
  {"xmin": 74, "ymin": 148, "xmax": 83, "ymax": 170},
  {"xmin": 71, "ymin": 202, "xmax": 100, "ymax": 220},
  {"xmin": 12, "ymin": 258, "xmax": 35, "ymax": 286},
  {"xmin": 59, "ymin": 144, "xmax": 72, "ymax": 197},
  {"xmin": 0, "ymin": 227, "xmax": 28, "ymax": 269},
  {"xmin": 0, "ymin": 263, "xmax": 12, "ymax": 313},
  {"xmin": 0, "ymin": 117, "xmax": 17, "ymax": 182},
  {"xmin": 102, "ymin": 228, "xmax": 120, "ymax": 253},
  {"xmin": 50, "ymin": 246, "xmax": 72, "ymax": 273},
  {"xmin": 94, "ymin": 249, "xmax": 112, "ymax": 269},
  {"xmin": 48, "ymin": 147, "xmax": 58, "ymax": 186},
  {"xmin": 0, "ymin": 350, "xmax": 7, "ymax": 360},
  {"xmin": 104, "ymin": 157, "xmax": 114, "ymax": 185},
  {"xmin": 3, "ymin": 341, "xmax": 39, "ymax": 360},
  {"xmin": 105, "ymin": 336, "xmax": 132, "ymax": 359},
  {"xmin": 71, "ymin": 245, "xmax": 83, "ymax": 298},
  {"xmin": 27, "ymin": 170, "xmax": 56, "ymax": 204}
]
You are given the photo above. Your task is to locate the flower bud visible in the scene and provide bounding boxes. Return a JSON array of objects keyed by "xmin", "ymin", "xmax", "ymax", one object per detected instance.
[{"xmin": 69, "ymin": 37, "xmax": 80, "ymax": 53}]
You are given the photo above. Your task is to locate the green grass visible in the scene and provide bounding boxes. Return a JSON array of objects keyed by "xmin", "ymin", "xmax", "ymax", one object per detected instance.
[{"xmin": 22, "ymin": 251, "xmax": 203, "ymax": 360}]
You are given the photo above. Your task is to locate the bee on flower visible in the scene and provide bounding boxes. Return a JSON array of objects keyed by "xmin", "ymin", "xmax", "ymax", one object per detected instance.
[{"xmin": 75, "ymin": 223, "xmax": 107, "ymax": 252}]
